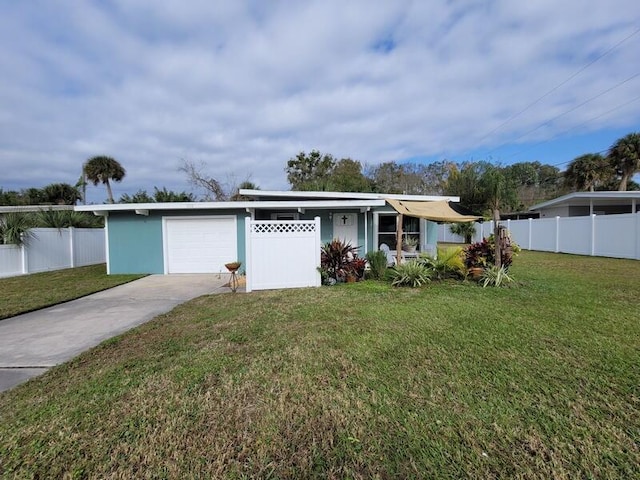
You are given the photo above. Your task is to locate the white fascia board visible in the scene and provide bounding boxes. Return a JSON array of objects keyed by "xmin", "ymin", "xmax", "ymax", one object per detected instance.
[
  {"xmin": 75, "ymin": 199, "xmax": 386, "ymax": 213},
  {"xmin": 238, "ymin": 189, "xmax": 459, "ymax": 202}
]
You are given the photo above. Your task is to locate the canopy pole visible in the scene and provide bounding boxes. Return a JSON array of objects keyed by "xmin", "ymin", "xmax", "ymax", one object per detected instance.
[{"xmin": 396, "ymin": 213, "xmax": 403, "ymax": 265}]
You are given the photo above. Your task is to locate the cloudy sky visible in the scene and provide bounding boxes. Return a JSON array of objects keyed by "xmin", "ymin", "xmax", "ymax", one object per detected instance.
[{"xmin": 1, "ymin": 1, "xmax": 639, "ymax": 203}]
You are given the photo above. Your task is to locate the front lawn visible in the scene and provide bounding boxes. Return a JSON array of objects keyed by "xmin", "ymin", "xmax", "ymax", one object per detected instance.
[
  {"xmin": 0, "ymin": 264, "xmax": 145, "ymax": 320},
  {"xmin": 1, "ymin": 252, "xmax": 638, "ymax": 478}
]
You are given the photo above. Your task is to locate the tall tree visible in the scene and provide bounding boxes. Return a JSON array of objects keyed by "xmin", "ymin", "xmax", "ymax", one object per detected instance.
[
  {"xmin": 608, "ymin": 132, "xmax": 640, "ymax": 191},
  {"xmin": 444, "ymin": 162, "xmax": 487, "ymax": 214},
  {"xmin": 83, "ymin": 156, "xmax": 126, "ymax": 204},
  {"xmin": 421, "ymin": 160, "xmax": 457, "ymax": 195},
  {"xmin": 285, "ymin": 150, "xmax": 336, "ymax": 191},
  {"xmin": 563, "ymin": 153, "xmax": 613, "ymax": 192},
  {"xmin": 327, "ymin": 158, "xmax": 372, "ymax": 192},
  {"xmin": 180, "ymin": 159, "xmax": 227, "ymax": 200},
  {"xmin": 368, "ymin": 162, "xmax": 425, "ymax": 194}
]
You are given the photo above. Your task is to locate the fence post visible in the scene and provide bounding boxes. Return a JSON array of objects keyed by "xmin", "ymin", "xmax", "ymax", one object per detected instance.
[
  {"xmin": 528, "ymin": 218, "xmax": 532, "ymax": 250},
  {"xmin": 314, "ymin": 217, "xmax": 322, "ymax": 287},
  {"xmin": 69, "ymin": 227, "xmax": 75, "ymax": 268},
  {"xmin": 590, "ymin": 214, "xmax": 596, "ymax": 256},
  {"xmin": 635, "ymin": 212, "xmax": 639, "ymax": 260},
  {"xmin": 20, "ymin": 234, "xmax": 28, "ymax": 274},
  {"xmin": 555, "ymin": 216, "xmax": 560, "ymax": 253},
  {"xmin": 244, "ymin": 217, "xmax": 252, "ymax": 293}
]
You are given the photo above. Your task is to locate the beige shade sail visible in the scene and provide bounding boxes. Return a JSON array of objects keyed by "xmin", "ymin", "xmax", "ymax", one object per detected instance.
[{"xmin": 385, "ymin": 199, "xmax": 480, "ymax": 223}]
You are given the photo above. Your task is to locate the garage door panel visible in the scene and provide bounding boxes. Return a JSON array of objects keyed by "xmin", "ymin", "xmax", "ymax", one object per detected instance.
[{"xmin": 164, "ymin": 217, "xmax": 237, "ymax": 273}]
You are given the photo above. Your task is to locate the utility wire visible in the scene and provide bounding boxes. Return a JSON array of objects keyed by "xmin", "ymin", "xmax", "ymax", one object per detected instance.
[
  {"xmin": 473, "ymin": 25, "xmax": 640, "ymax": 146},
  {"xmin": 484, "ymin": 71, "xmax": 640, "ymax": 156},
  {"xmin": 499, "ymin": 94, "xmax": 640, "ymax": 161}
]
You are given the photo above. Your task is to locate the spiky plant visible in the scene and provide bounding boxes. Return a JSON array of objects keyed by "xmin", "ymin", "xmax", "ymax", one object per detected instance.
[
  {"xmin": 0, "ymin": 212, "xmax": 34, "ymax": 245},
  {"xmin": 390, "ymin": 260, "xmax": 432, "ymax": 287}
]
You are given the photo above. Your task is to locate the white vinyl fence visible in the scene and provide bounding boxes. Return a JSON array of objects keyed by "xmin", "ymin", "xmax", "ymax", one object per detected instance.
[
  {"xmin": 0, "ymin": 227, "xmax": 105, "ymax": 278},
  {"xmin": 439, "ymin": 212, "xmax": 640, "ymax": 260},
  {"xmin": 245, "ymin": 218, "xmax": 321, "ymax": 292}
]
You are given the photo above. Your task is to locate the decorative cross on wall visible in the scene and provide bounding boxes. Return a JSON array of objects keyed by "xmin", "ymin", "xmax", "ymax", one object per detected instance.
[{"xmin": 341, "ymin": 215, "xmax": 349, "ymax": 225}]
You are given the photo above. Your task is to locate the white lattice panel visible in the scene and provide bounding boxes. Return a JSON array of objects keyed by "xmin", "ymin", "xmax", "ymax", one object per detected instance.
[{"xmin": 251, "ymin": 221, "xmax": 317, "ymax": 235}]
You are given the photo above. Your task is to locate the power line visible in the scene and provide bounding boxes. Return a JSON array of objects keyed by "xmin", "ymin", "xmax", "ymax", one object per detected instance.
[
  {"xmin": 499, "ymin": 94, "xmax": 640, "ymax": 162},
  {"xmin": 473, "ymin": 25, "xmax": 640, "ymax": 146},
  {"xmin": 484, "ymin": 71, "xmax": 640, "ymax": 156}
]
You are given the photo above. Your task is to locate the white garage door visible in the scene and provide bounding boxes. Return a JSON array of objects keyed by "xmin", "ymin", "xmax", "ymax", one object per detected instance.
[{"xmin": 164, "ymin": 216, "xmax": 237, "ymax": 273}]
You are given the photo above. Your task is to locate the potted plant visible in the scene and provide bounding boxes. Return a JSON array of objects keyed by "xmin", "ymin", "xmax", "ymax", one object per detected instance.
[
  {"xmin": 463, "ymin": 239, "xmax": 493, "ymax": 279},
  {"xmin": 402, "ymin": 236, "xmax": 419, "ymax": 253}
]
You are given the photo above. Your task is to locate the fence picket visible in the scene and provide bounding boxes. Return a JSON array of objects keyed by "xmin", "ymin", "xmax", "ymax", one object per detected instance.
[
  {"xmin": 0, "ymin": 228, "xmax": 105, "ymax": 278},
  {"xmin": 438, "ymin": 212, "xmax": 640, "ymax": 260}
]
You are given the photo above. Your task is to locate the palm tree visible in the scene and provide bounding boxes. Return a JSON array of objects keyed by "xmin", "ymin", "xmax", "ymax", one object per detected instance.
[
  {"xmin": 41, "ymin": 183, "xmax": 81, "ymax": 205},
  {"xmin": 608, "ymin": 132, "xmax": 640, "ymax": 191},
  {"xmin": 230, "ymin": 181, "xmax": 260, "ymax": 201},
  {"xmin": 83, "ymin": 156, "xmax": 126, "ymax": 203},
  {"xmin": 563, "ymin": 153, "xmax": 613, "ymax": 192}
]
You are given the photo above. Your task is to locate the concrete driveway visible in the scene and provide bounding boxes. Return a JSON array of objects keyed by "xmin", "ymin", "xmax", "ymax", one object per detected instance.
[{"xmin": 0, "ymin": 274, "xmax": 232, "ymax": 392}]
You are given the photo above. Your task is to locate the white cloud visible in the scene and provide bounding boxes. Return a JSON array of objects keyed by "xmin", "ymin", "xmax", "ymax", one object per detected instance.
[{"xmin": 1, "ymin": 0, "xmax": 639, "ymax": 202}]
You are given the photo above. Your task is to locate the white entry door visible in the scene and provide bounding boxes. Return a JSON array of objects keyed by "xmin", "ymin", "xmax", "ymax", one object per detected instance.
[
  {"xmin": 333, "ymin": 212, "xmax": 358, "ymax": 248},
  {"xmin": 164, "ymin": 216, "xmax": 237, "ymax": 273}
]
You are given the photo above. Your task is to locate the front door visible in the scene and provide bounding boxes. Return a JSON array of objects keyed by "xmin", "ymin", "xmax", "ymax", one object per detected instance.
[{"xmin": 333, "ymin": 212, "xmax": 358, "ymax": 248}]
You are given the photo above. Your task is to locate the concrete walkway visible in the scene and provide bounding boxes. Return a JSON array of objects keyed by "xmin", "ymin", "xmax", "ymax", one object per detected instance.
[{"xmin": 0, "ymin": 274, "xmax": 232, "ymax": 392}]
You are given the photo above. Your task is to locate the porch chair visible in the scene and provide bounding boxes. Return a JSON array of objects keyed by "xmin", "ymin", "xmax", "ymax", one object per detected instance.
[{"xmin": 379, "ymin": 243, "xmax": 400, "ymax": 266}]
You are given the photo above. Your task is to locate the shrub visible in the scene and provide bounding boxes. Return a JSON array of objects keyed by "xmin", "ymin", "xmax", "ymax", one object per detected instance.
[
  {"xmin": 449, "ymin": 222, "xmax": 476, "ymax": 243},
  {"xmin": 365, "ymin": 250, "xmax": 388, "ymax": 280},
  {"xmin": 0, "ymin": 212, "xmax": 34, "ymax": 245},
  {"xmin": 419, "ymin": 247, "xmax": 466, "ymax": 280},
  {"xmin": 480, "ymin": 265, "xmax": 515, "ymax": 287},
  {"xmin": 320, "ymin": 239, "xmax": 365, "ymax": 284},
  {"xmin": 463, "ymin": 238, "xmax": 494, "ymax": 269},
  {"xmin": 390, "ymin": 261, "xmax": 432, "ymax": 287}
]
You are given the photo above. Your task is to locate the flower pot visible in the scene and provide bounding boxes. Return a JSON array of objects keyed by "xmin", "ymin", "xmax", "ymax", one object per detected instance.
[
  {"xmin": 468, "ymin": 267, "xmax": 483, "ymax": 280},
  {"xmin": 225, "ymin": 262, "xmax": 241, "ymax": 273}
]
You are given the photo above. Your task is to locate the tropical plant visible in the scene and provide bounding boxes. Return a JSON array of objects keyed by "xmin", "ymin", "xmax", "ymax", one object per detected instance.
[
  {"xmin": 608, "ymin": 132, "xmax": 640, "ymax": 191},
  {"xmin": 563, "ymin": 153, "xmax": 614, "ymax": 192},
  {"xmin": 480, "ymin": 265, "xmax": 515, "ymax": 288},
  {"xmin": 418, "ymin": 247, "xmax": 466, "ymax": 280},
  {"xmin": 390, "ymin": 260, "xmax": 432, "ymax": 287},
  {"xmin": 320, "ymin": 239, "xmax": 361, "ymax": 283},
  {"xmin": 0, "ymin": 212, "xmax": 34, "ymax": 245},
  {"xmin": 402, "ymin": 235, "xmax": 419, "ymax": 251},
  {"xmin": 365, "ymin": 250, "xmax": 388, "ymax": 280},
  {"xmin": 41, "ymin": 183, "xmax": 81, "ymax": 205},
  {"xmin": 449, "ymin": 222, "xmax": 476, "ymax": 243},
  {"xmin": 463, "ymin": 239, "xmax": 494, "ymax": 269},
  {"xmin": 33, "ymin": 210, "xmax": 103, "ymax": 229},
  {"xmin": 83, "ymin": 155, "xmax": 126, "ymax": 204}
]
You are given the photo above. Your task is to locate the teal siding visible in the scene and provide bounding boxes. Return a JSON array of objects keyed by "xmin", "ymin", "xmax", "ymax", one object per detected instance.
[
  {"xmin": 426, "ymin": 220, "xmax": 438, "ymax": 245},
  {"xmin": 236, "ymin": 215, "xmax": 248, "ymax": 269},
  {"xmin": 108, "ymin": 212, "xmax": 164, "ymax": 274},
  {"xmin": 107, "ymin": 210, "xmax": 248, "ymax": 275}
]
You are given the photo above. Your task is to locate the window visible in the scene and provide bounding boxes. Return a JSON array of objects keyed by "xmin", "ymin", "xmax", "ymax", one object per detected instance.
[
  {"xmin": 270, "ymin": 212, "xmax": 300, "ymax": 220},
  {"xmin": 377, "ymin": 214, "xmax": 420, "ymax": 249}
]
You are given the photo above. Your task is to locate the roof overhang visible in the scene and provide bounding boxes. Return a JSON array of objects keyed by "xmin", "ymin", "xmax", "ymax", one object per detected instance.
[
  {"xmin": 529, "ymin": 191, "xmax": 640, "ymax": 211},
  {"xmin": 75, "ymin": 199, "xmax": 387, "ymax": 214},
  {"xmin": 0, "ymin": 205, "xmax": 75, "ymax": 214},
  {"xmin": 238, "ymin": 189, "xmax": 460, "ymax": 202}
]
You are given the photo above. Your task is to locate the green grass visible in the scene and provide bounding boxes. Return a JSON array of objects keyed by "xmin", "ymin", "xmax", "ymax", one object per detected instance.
[
  {"xmin": 0, "ymin": 264, "xmax": 145, "ymax": 320},
  {"xmin": 1, "ymin": 252, "xmax": 639, "ymax": 478}
]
